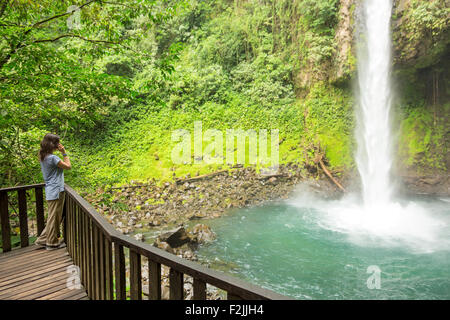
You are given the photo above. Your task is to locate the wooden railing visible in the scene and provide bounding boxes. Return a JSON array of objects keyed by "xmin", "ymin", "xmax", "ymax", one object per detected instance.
[
  {"xmin": 0, "ymin": 184, "xmax": 289, "ymax": 300},
  {"xmin": 0, "ymin": 183, "xmax": 45, "ymax": 252}
]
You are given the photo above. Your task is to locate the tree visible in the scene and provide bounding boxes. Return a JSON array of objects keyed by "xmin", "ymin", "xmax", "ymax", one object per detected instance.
[{"xmin": 0, "ymin": 0, "xmax": 182, "ymax": 186}]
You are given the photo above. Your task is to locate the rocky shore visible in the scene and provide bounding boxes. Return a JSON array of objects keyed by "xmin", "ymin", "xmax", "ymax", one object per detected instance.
[{"xmin": 86, "ymin": 163, "xmax": 342, "ymax": 299}]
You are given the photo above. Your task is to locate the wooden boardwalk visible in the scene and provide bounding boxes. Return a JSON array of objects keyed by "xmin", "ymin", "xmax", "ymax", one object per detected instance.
[
  {"xmin": 0, "ymin": 245, "xmax": 88, "ymax": 300},
  {"xmin": 0, "ymin": 184, "xmax": 289, "ymax": 300}
]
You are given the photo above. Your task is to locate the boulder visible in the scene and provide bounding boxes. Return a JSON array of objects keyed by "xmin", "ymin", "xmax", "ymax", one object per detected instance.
[
  {"xmin": 153, "ymin": 238, "xmax": 175, "ymax": 254},
  {"xmin": 189, "ymin": 224, "xmax": 216, "ymax": 244},
  {"xmin": 158, "ymin": 227, "xmax": 190, "ymax": 248}
]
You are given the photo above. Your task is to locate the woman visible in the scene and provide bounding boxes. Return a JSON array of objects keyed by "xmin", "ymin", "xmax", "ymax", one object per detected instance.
[{"xmin": 35, "ymin": 133, "xmax": 71, "ymax": 250}]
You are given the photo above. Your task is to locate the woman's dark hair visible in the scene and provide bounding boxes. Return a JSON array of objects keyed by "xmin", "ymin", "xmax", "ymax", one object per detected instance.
[{"xmin": 39, "ymin": 133, "xmax": 60, "ymax": 161}]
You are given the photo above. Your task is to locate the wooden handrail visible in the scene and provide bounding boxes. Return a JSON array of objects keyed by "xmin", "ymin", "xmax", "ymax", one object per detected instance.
[
  {"xmin": 0, "ymin": 184, "xmax": 46, "ymax": 252},
  {"xmin": 0, "ymin": 183, "xmax": 290, "ymax": 300},
  {"xmin": 0, "ymin": 183, "xmax": 45, "ymax": 193}
]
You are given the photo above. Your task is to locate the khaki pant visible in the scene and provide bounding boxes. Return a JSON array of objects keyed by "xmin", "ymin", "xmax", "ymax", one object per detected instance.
[{"xmin": 36, "ymin": 192, "xmax": 65, "ymax": 246}]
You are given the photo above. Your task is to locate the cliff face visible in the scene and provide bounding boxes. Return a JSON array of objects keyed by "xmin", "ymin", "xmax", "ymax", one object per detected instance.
[
  {"xmin": 293, "ymin": 0, "xmax": 449, "ymax": 86},
  {"xmin": 331, "ymin": 0, "xmax": 356, "ymax": 84}
]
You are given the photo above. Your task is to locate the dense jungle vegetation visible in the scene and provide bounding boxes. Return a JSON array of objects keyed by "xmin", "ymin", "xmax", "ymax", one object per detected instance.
[{"xmin": 0, "ymin": 0, "xmax": 448, "ymax": 191}]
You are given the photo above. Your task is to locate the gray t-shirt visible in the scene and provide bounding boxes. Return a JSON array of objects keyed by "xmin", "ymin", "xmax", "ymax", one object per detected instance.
[{"xmin": 41, "ymin": 154, "xmax": 64, "ymax": 200}]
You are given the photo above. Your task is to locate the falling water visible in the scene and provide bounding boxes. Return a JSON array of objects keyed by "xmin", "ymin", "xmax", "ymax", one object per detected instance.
[{"xmin": 356, "ymin": 0, "xmax": 394, "ymax": 206}]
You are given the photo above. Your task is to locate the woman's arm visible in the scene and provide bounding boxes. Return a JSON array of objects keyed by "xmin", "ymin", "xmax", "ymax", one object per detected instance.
[{"xmin": 57, "ymin": 143, "xmax": 72, "ymax": 170}]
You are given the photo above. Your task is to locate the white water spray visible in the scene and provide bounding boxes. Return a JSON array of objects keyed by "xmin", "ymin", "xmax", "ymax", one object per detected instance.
[{"xmin": 356, "ymin": 0, "xmax": 394, "ymax": 206}]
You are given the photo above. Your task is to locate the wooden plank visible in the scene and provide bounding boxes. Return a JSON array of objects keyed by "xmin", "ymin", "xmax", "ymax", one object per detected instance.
[
  {"xmin": 0, "ymin": 258, "xmax": 72, "ymax": 287},
  {"xmin": 0, "ymin": 254, "xmax": 71, "ymax": 279},
  {"xmin": 38, "ymin": 287, "xmax": 87, "ymax": 300},
  {"xmin": 0, "ymin": 247, "xmax": 59, "ymax": 265},
  {"xmin": 129, "ymin": 249, "xmax": 142, "ymax": 300},
  {"xmin": 114, "ymin": 242, "xmax": 126, "ymax": 300},
  {"xmin": 82, "ymin": 212, "xmax": 88, "ymax": 294},
  {"xmin": 0, "ymin": 272, "xmax": 70, "ymax": 299},
  {"xmin": 50, "ymin": 289, "xmax": 87, "ymax": 300},
  {"xmin": 0, "ymin": 244, "xmax": 39, "ymax": 260},
  {"xmin": 104, "ymin": 236, "xmax": 114, "ymax": 300},
  {"xmin": 92, "ymin": 223, "xmax": 100, "ymax": 300},
  {"xmin": 14, "ymin": 282, "xmax": 69, "ymax": 300},
  {"xmin": 18, "ymin": 189, "xmax": 28, "ymax": 248},
  {"xmin": 0, "ymin": 248, "xmax": 69, "ymax": 273},
  {"xmin": 193, "ymin": 278, "xmax": 207, "ymax": 300},
  {"xmin": 73, "ymin": 201, "xmax": 78, "ymax": 267},
  {"xmin": 62, "ymin": 195, "xmax": 66, "ymax": 247},
  {"xmin": 0, "ymin": 249, "xmax": 69, "ymax": 273},
  {"xmin": 86, "ymin": 217, "xmax": 93, "ymax": 298},
  {"xmin": 99, "ymin": 231, "xmax": 105, "ymax": 300},
  {"xmin": 67, "ymin": 196, "xmax": 72, "ymax": 259},
  {"xmin": 80, "ymin": 211, "xmax": 88, "ymax": 292},
  {"xmin": 169, "ymin": 268, "xmax": 184, "ymax": 300},
  {"xmin": 35, "ymin": 187, "xmax": 45, "ymax": 236},
  {"xmin": 0, "ymin": 191, "xmax": 11, "ymax": 252},
  {"xmin": 0, "ymin": 268, "xmax": 68, "ymax": 292},
  {"xmin": 67, "ymin": 292, "xmax": 89, "ymax": 300},
  {"xmin": 0, "ymin": 184, "xmax": 45, "ymax": 193},
  {"xmin": 148, "ymin": 260, "xmax": 161, "ymax": 300},
  {"xmin": 227, "ymin": 292, "xmax": 242, "ymax": 300},
  {"xmin": 76, "ymin": 205, "xmax": 82, "ymax": 269}
]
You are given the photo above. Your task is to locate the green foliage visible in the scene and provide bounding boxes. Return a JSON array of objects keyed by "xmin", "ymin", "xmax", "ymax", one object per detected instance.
[
  {"xmin": 301, "ymin": 83, "xmax": 354, "ymax": 168},
  {"xmin": 1, "ymin": 0, "xmax": 447, "ymax": 191},
  {"xmin": 399, "ymin": 103, "xmax": 447, "ymax": 172}
]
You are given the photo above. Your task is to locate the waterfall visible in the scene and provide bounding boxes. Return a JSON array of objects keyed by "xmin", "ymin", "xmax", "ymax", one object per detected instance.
[
  {"xmin": 289, "ymin": 0, "xmax": 448, "ymax": 254},
  {"xmin": 356, "ymin": 0, "xmax": 394, "ymax": 207}
]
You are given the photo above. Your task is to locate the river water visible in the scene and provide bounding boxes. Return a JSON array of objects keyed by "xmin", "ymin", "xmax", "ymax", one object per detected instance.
[{"xmin": 196, "ymin": 195, "xmax": 450, "ymax": 299}]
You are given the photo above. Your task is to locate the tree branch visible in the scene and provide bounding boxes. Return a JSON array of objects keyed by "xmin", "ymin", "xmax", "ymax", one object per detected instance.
[{"xmin": 33, "ymin": 34, "xmax": 120, "ymax": 45}]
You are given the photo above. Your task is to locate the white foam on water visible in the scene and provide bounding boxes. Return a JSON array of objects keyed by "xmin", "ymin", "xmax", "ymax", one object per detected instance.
[{"xmin": 288, "ymin": 191, "xmax": 450, "ymax": 253}]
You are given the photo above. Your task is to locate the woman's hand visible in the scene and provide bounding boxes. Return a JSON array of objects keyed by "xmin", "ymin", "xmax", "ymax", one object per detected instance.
[
  {"xmin": 56, "ymin": 143, "xmax": 71, "ymax": 170},
  {"xmin": 57, "ymin": 143, "xmax": 66, "ymax": 154}
]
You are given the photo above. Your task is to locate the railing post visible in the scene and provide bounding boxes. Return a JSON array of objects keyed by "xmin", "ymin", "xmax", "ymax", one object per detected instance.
[
  {"xmin": 83, "ymin": 213, "xmax": 89, "ymax": 295},
  {"xmin": 35, "ymin": 186, "xmax": 45, "ymax": 237},
  {"xmin": 104, "ymin": 236, "xmax": 114, "ymax": 300},
  {"xmin": 227, "ymin": 292, "xmax": 243, "ymax": 300},
  {"xmin": 169, "ymin": 268, "xmax": 184, "ymax": 300},
  {"xmin": 0, "ymin": 191, "xmax": 11, "ymax": 252},
  {"xmin": 76, "ymin": 205, "xmax": 82, "ymax": 271},
  {"xmin": 99, "ymin": 231, "xmax": 106, "ymax": 300},
  {"xmin": 86, "ymin": 217, "xmax": 93, "ymax": 298},
  {"xmin": 114, "ymin": 242, "xmax": 126, "ymax": 300},
  {"xmin": 17, "ymin": 189, "xmax": 28, "ymax": 248},
  {"xmin": 92, "ymin": 223, "xmax": 100, "ymax": 300},
  {"xmin": 193, "ymin": 278, "xmax": 207, "ymax": 300},
  {"xmin": 62, "ymin": 195, "xmax": 67, "ymax": 245},
  {"xmin": 148, "ymin": 260, "xmax": 161, "ymax": 300},
  {"xmin": 130, "ymin": 249, "xmax": 142, "ymax": 300}
]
